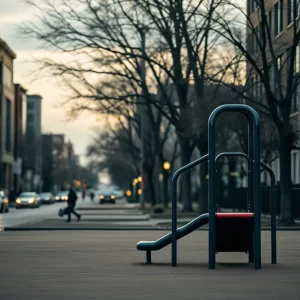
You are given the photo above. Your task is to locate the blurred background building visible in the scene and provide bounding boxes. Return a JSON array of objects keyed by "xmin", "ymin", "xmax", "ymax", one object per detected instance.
[
  {"xmin": 23, "ymin": 94, "xmax": 43, "ymax": 192},
  {"xmin": 0, "ymin": 38, "xmax": 16, "ymax": 195}
]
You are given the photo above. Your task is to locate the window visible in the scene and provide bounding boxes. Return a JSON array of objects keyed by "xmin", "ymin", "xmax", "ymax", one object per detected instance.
[
  {"xmin": 277, "ymin": 56, "xmax": 282, "ymax": 70},
  {"xmin": 251, "ymin": 0, "xmax": 254, "ymax": 14},
  {"xmin": 268, "ymin": 10, "xmax": 272, "ymax": 34},
  {"xmin": 27, "ymin": 113, "xmax": 34, "ymax": 123},
  {"xmin": 5, "ymin": 99, "xmax": 12, "ymax": 152},
  {"xmin": 274, "ymin": 1, "xmax": 283, "ymax": 36},
  {"xmin": 291, "ymin": 83, "xmax": 298, "ymax": 113},
  {"xmin": 254, "ymin": 27, "xmax": 260, "ymax": 53},
  {"xmin": 27, "ymin": 102, "xmax": 34, "ymax": 110},
  {"xmin": 288, "ymin": 0, "xmax": 300, "ymax": 25},
  {"xmin": 295, "ymin": 45, "xmax": 300, "ymax": 73},
  {"xmin": 280, "ymin": 0, "xmax": 283, "ymax": 32},
  {"xmin": 3, "ymin": 65, "xmax": 12, "ymax": 89}
]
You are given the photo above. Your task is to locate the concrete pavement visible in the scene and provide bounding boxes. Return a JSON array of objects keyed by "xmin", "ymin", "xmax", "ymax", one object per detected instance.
[{"xmin": 0, "ymin": 230, "xmax": 299, "ymax": 299}]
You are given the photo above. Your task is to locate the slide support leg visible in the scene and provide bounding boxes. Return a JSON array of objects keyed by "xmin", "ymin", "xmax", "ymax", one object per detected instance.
[{"xmin": 146, "ymin": 251, "xmax": 151, "ymax": 264}]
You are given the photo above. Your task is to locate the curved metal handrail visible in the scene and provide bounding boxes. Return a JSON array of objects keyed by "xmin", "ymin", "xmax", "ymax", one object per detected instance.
[{"xmin": 171, "ymin": 154, "xmax": 208, "ymax": 267}]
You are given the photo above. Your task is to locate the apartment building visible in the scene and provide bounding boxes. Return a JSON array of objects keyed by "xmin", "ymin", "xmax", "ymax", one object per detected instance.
[
  {"xmin": 14, "ymin": 84, "xmax": 27, "ymax": 193},
  {"xmin": 23, "ymin": 94, "xmax": 43, "ymax": 192},
  {"xmin": 0, "ymin": 39, "xmax": 16, "ymax": 194},
  {"xmin": 247, "ymin": 0, "xmax": 300, "ymax": 184}
]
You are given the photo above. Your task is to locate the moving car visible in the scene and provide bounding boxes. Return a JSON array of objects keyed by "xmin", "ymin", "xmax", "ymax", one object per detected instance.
[
  {"xmin": 16, "ymin": 192, "xmax": 40, "ymax": 209},
  {"xmin": 99, "ymin": 191, "xmax": 116, "ymax": 204},
  {"xmin": 38, "ymin": 192, "xmax": 55, "ymax": 204},
  {"xmin": 0, "ymin": 191, "xmax": 9, "ymax": 213},
  {"xmin": 55, "ymin": 191, "xmax": 69, "ymax": 202}
]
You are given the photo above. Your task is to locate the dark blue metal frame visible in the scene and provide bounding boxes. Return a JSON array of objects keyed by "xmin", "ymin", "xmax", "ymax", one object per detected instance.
[
  {"xmin": 216, "ymin": 152, "xmax": 277, "ymax": 264},
  {"xmin": 170, "ymin": 151, "xmax": 277, "ymax": 267},
  {"xmin": 171, "ymin": 155, "xmax": 208, "ymax": 267},
  {"xmin": 170, "ymin": 104, "xmax": 277, "ymax": 269},
  {"xmin": 209, "ymin": 105, "xmax": 261, "ymax": 269}
]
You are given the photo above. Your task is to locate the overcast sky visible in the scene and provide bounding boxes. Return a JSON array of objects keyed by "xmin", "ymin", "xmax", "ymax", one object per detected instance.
[{"xmin": 0, "ymin": 0, "xmax": 102, "ymax": 167}]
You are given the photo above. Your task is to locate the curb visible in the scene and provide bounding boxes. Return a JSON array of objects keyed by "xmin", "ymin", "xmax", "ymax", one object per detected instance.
[{"xmin": 4, "ymin": 227, "xmax": 300, "ymax": 231}]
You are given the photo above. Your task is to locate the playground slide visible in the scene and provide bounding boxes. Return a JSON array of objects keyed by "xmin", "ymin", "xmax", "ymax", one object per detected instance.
[{"xmin": 137, "ymin": 213, "xmax": 209, "ymax": 251}]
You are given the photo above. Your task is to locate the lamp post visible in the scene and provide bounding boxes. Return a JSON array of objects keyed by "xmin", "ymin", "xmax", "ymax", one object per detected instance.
[{"xmin": 163, "ymin": 161, "xmax": 171, "ymax": 208}]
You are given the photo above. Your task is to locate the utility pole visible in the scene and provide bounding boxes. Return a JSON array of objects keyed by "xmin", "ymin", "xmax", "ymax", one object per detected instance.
[{"xmin": 139, "ymin": 28, "xmax": 146, "ymax": 209}]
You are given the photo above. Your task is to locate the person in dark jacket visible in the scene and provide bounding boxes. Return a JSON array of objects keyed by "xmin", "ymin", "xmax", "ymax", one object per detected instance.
[{"xmin": 66, "ymin": 184, "xmax": 81, "ymax": 222}]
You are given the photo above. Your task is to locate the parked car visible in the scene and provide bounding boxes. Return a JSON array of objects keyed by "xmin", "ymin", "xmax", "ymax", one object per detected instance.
[
  {"xmin": 0, "ymin": 191, "xmax": 9, "ymax": 213},
  {"xmin": 38, "ymin": 192, "xmax": 55, "ymax": 204},
  {"xmin": 99, "ymin": 191, "xmax": 116, "ymax": 204},
  {"xmin": 16, "ymin": 192, "xmax": 40, "ymax": 209},
  {"xmin": 55, "ymin": 191, "xmax": 69, "ymax": 202}
]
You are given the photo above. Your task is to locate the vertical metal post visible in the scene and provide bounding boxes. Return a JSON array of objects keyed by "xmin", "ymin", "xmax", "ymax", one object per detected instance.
[
  {"xmin": 171, "ymin": 155, "xmax": 208, "ymax": 267},
  {"xmin": 253, "ymin": 120, "xmax": 261, "ymax": 269},
  {"xmin": 248, "ymin": 125, "xmax": 254, "ymax": 210},
  {"xmin": 248, "ymin": 126, "xmax": 254, "ymax": 263},
  {"xmin": 171, "ymin": 173, "xmax": 178, "ymax": 267},
  {"xmin": 208, "ymin": 105, "xmax": 261, "ymax": 270},
  {"xmin": 208, "ymin": 120, "xmax": 216, "ymax": 269},
  {"xmin": 270, "ymin": 168, "xmax": 277, "ymax": 264},
  {"xmin": 146, "ymin": 251, "xmax": 151, "ymax": 264}
]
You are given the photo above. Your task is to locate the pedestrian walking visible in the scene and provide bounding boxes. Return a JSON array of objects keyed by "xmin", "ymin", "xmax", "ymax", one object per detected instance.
[
  {"xmin": 66, "ymin": 184, "xmax": 81, "ymax": 223},
  {"xmin": 82, "ymin": 189, "xmax": 86, "ymax": 201},
  {"xmin": 90, "ymin": 190, "xmax": 95, "ymax": 202}
]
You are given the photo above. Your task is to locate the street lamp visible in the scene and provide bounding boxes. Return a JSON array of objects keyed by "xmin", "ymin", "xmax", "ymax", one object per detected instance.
[
  {"xmin": 162, "ymin": 161, "xmax": 171, "ymax": 208},
  {"xmin": 163, "ymin": 161, "xmax": 171, "ymax": 171}
]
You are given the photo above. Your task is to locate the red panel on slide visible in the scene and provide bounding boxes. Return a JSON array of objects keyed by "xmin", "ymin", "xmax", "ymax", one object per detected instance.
[{"xmin": 216, "ymin": 213, "xmax": 254, "ymax": 219}]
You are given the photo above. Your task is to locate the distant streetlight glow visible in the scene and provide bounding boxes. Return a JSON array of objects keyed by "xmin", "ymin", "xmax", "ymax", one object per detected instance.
[
  {"xmin": 137, "ymin": 189, "xmax": 142, "ymax": 195},
  {"xmin": 138, "ymin": 176, "xmax": 142, "ymax": 182},
  {"xmin": 163, "ymin": 161, "xmax": 171, "ymax": 170},
  {"xmin": 126, "ymin": 190, "xmax": 132, "ymax": 197}
]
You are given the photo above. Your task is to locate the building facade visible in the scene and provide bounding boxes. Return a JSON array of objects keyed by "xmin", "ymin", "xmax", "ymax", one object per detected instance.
[
  {"xmin": 24, "ymin": 94, "xmax": 43, "ymax": 192},
  {"xmin": 0, "ymin": 39, "xmax": 16, "ymax": 194},
  {"xmin": 247, "ymin": 0, "xmax": 300, "ymax": 184},
  {"xmin": 14, "ymin": 84, "xmax": 27, "ymax": 193}
]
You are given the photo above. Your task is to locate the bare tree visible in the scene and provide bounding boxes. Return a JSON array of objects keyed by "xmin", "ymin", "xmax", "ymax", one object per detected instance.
[
  {"xmin": 21, "ymin": 0, "xmax": 225, "ymax": 211},
  {"xmin": 209, "ymin": 0, "xmax": 300, "ymax": 224}
]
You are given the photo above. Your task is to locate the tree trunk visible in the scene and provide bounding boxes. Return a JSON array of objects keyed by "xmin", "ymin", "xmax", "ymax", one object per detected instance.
[
  {"xmin": 180, "ymin": 139, "xmax": 193, "ymax": 212},
  {"xmin": 146, "ymin": 168, "xmax": 156, "ymax": 207},
  {"xmin": 163, "ymin": 171, "xmax": 169, "ymax": 209},
  {"xmin": 279, "ymin": 136, "xmax": 294, "ymax": 225}
]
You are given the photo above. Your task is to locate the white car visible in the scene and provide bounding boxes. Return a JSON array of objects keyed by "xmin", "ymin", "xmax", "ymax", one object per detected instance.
[
  {"xmin": 0, "ymin": 191, "xmax": 9, "ymax": 213},
  {"xmin": 16, "ymin": 192, "xmax": 41, "ymax": 209}
]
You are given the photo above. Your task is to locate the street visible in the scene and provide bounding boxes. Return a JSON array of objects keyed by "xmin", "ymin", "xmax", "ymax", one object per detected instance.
[
  {"xmin": 0, "ymin": 197, "xmax": 148, "ymax": 230},
  {"xmin": 0, "ymin": 202, "xmax": 66, "ymax": 230},
  {"xmin": 0, "ymin": 196, "xmax": 98, "ymax": 230}
]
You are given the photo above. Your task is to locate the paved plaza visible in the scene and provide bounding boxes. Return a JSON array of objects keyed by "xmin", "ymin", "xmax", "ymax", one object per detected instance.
[{"xmin": 0, "ymin": 230, "xmax": 299, "ymax": 299}]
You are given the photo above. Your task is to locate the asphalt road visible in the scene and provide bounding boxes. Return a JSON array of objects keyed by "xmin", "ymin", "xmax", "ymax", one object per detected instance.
[
  {"xmin": 0, "ymin": 231, "xmax": 300, "ymax": 300},
  {"xmin": 0, "ymin": 202, "xmax": 66, "ymax": 229},
  {"xmin": 0, "ymin": 197, "xmax": 130, "ymax": 229}
]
